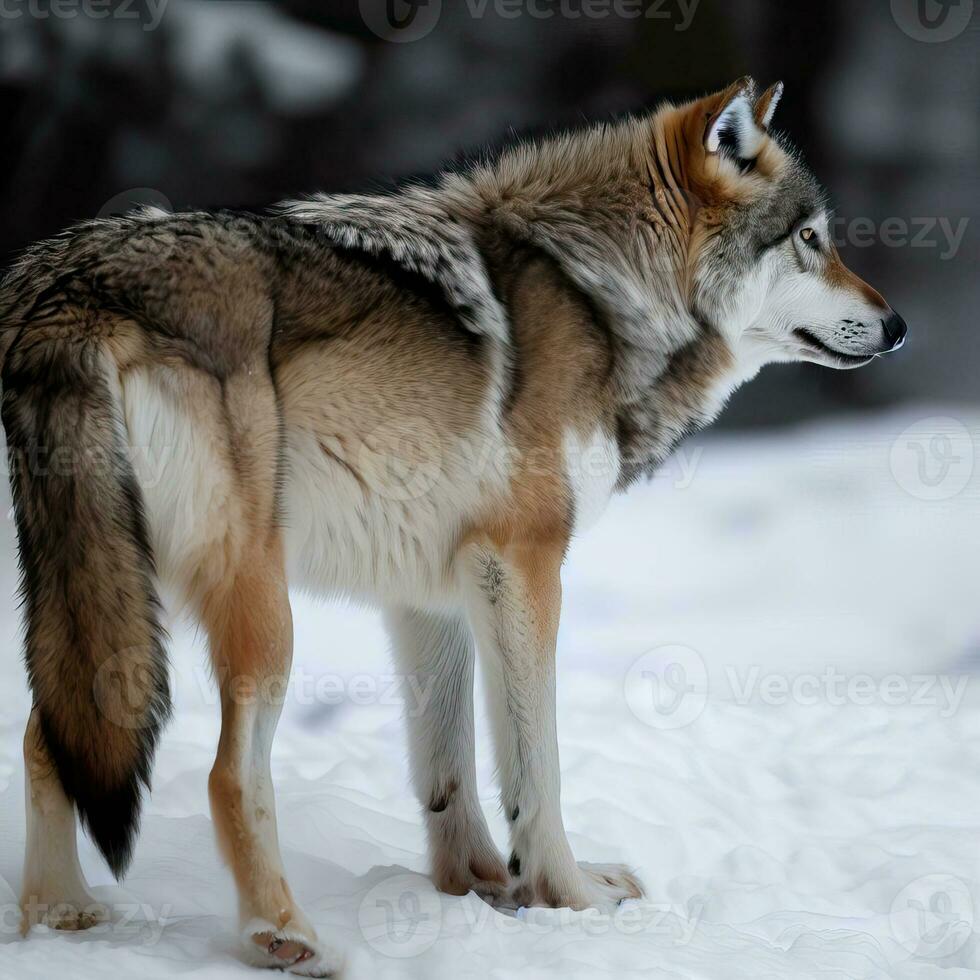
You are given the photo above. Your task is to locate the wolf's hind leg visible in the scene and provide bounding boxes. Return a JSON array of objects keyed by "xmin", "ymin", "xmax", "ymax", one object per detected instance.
[
  {"xmin": 385, "ymin": 608, "xmax": 508, "ymax": 901},
  {"xmin": 20, "ymin": 709, "xmax": 109, "ymax": 933},
  {"xmin": 204, "ymin": 538, "xmax": 342, "ymax": 978}
]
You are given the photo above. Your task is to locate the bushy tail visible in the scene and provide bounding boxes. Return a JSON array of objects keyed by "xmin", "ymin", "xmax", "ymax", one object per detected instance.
[{"xmin": 2, "ymin": 327, "xmax": 170, "ymax": 878}]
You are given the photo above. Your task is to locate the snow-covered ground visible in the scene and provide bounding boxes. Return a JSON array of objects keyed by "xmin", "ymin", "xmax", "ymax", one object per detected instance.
[{"xmin": 1, "ymin": 408, "xmax": 979, "ymax": 979}]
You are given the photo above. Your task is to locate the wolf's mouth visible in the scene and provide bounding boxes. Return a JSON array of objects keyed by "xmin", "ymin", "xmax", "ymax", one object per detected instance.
[{"xmin": 794, "ymin": 328, "xmax": 873, "ymax": 366}]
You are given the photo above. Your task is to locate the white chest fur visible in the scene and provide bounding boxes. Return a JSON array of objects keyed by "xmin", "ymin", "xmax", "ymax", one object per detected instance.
[{"xmin": 563, "ymin": 427, "xmax": 621, "ymax": 533}]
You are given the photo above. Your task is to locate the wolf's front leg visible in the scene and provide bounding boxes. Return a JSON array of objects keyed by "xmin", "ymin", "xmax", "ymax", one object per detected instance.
[
  {"xmin": 385, "ymin": 608, "xmax": 508, "ymax": 900},
  {"xmin": 461, "ymin": 540, "xmax": 643, "ymax": 912}
]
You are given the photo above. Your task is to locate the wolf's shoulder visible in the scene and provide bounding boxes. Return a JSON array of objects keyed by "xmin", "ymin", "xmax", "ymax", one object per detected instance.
[{"xmin": 277, "ymin": 190, "xmax": 508, "ymax": 342}]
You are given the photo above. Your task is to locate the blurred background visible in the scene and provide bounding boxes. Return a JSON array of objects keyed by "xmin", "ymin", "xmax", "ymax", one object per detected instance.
[{"xmin": 0, "ymin": 0, "xmax": 976, "ymax": 428}]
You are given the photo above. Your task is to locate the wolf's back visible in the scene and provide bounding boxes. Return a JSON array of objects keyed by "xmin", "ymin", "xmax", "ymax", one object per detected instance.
[{"xmin": 1, "ymin": 235, "xmax": 170, "ymax": 878}]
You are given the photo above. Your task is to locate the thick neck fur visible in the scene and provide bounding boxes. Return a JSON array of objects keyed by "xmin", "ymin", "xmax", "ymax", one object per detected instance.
[{"xmin": 442, "ymin": 114, "xmax": 739, "ymax": 485}]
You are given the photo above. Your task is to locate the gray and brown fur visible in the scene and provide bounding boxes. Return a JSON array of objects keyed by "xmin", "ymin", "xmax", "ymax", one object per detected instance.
[{"xmin": 2, "ymin": 79, "xmax": 903, "ymax": 975}]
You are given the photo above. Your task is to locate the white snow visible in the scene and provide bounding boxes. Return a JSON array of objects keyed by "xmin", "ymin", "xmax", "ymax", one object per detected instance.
[{"xmin": 1, "ymin": 407, "xmax": 979, "ymax": 979}]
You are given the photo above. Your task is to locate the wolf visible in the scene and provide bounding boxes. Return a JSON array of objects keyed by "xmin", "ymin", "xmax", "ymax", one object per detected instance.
[{"xmin": 2, "ymin": 77, "xmax": 905, "ymax": 975}]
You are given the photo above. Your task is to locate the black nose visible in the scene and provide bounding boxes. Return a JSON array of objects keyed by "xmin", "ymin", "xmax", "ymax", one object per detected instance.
[{"xmin": 883, "ymin": 311, "xmax": 908, "ymax": 350}]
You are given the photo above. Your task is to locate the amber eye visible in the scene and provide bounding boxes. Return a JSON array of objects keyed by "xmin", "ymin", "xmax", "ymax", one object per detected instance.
[{"xmin": 800, "ymin": 227, "xmax": 817, "ymax": 244}]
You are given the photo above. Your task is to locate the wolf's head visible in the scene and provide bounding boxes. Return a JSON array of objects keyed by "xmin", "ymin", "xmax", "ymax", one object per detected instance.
[
  {"xmin": 658, "ymin": 77, "xmax": 906, "ymax": 370},
  {"xmin": 455, "ymin": 77, "xmax": 904, "ymax": 385}
]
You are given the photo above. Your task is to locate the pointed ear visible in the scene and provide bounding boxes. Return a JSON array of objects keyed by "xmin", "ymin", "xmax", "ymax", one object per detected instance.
[
  {"xmin": 704, "ymin": 77, "xmax": 767, "ymax": 162},
  {"xmin": 753, "ymin": 81, "xmax": 783, "ymax": 131}
]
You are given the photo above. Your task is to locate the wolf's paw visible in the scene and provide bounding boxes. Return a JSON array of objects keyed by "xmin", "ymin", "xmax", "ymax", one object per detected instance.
[
  {"xmin": 245, "ymin": 920, "xmax": 344, "ymax": 977},
  {"xmin": 578, "ymin": 862, "xmax": 644, "ymax": 910},
  {"xmin": 470, "ymin": 872, "xmax": 510, "ymax": 906},
  {"xmin": 51, "ymin": 907, "xmax": 106, "ymax": 931},
  {"xmin": 45, "ymin": 902, "xmax": 109, "ymax": 931},
  {"xmin": 433, "ymin": 842, "xmax": 509, "ymax": 904},
  {"xmin": 507, "ymin": 860, "xmax": 643, "ymax": 913},
  {"xmin": 20, "ymin": 889, "xmax": 110, "ymax": 934}
]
